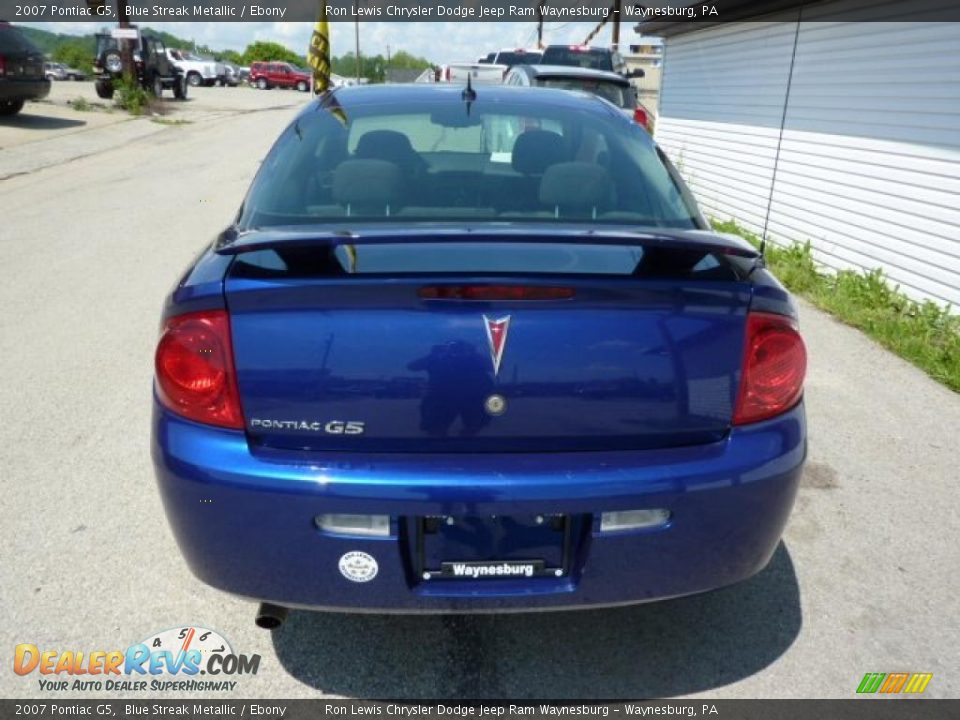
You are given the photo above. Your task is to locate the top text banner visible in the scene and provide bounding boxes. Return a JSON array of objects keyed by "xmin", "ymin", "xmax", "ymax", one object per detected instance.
[{"xmin": 5, "ymin": 0, "xmax": 960, "ymax": 23}]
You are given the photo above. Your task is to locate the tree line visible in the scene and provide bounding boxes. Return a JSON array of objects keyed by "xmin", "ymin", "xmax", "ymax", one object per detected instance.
[{"xmin": 19, "ymin": 26, "xmax": 432, "ymax": 82}]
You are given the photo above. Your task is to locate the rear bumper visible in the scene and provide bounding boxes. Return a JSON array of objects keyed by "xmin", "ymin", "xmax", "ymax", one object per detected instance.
[
  {"xmin": 0, "ymin": 78, "xmax": 50, "ymax": 102},
  {"xmin": 152, "ymin": 401, "xmax": 806, "ymax": 612}
]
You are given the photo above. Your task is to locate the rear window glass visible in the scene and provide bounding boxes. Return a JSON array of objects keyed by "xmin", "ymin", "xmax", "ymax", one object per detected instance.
[
  {"xmin": 0, "ymin": 25, "xmax": 41, "ymax": 53},
  {"xmin": 496, "ymin": 52, "xmax": 540, "ymax": 67},
  {"xmin": 541, "ymin": 48, "xmax": 613, "ymax": 71},
  {"xmin": 238, "ymin": 93, "xmax": 702, "ymax": 231},
  {"xmin": 538, "ymin": 78, "xmax": 630, "ymax": 108}
]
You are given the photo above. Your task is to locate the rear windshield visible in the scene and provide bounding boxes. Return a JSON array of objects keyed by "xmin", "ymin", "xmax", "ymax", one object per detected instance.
[
  {"xmin": 238, "ymin": 93, "xmax": 702, "ymax": 230},
  {"xmin": 541, "ymin": 48, "xmax": 613, "ymax": 71},
  {"xmin": 96, "ymin": 35, "xmax": 119, "ymax": 54},
  {"xmin": 538, "ymin": 78, "xmax": 630, "ymax": 108},
  {"xmin": 0, "ymin": 25, "xmax": 41, "ymax": 53},
  {"xmin": 496, "ymin": 51, "xmax": 541, "ymax": 67}
]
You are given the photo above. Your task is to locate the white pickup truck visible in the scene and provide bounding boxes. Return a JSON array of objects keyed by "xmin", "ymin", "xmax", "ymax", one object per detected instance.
[
  {"xmin": 438, "ymin": 62, "xmax": 507, "ymax": 85},
  {"xmin": 164, "ymin": 49, "xmax": 225, "ymax": 87}
]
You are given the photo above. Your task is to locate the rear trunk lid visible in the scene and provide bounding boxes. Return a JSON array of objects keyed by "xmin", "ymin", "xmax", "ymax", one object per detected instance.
[{"xmin": 221, "ymin": 229, "xmax": 756, "ymax": 453}]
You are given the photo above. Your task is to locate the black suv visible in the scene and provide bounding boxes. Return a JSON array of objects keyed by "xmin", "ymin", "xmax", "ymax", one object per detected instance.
[
  {"xmin": 93, "ymin": 30, "xmax": 187, "ymax": 101},
  {"xmin": 0, "ymin": 22, "xmax": 50, "ymax": 116}
]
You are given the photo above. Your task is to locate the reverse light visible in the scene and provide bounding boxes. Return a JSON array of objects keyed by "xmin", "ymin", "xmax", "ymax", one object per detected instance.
[
  {"xmin": 733, "ymin": 312, "xmax": 807, "ymax": 425},
  {"xmin": 315, "ymin": 514, "xmax": 391, "ymax": 537},
  {"xmin": 155, "ymin": 309, "xmax": 244, "ymax": 429},
  {"xmin": 600, "ymin": 509, "xmax": 671, "ymax": 532}
]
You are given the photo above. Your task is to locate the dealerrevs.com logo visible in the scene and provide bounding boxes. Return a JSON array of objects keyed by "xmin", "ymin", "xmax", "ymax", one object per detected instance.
[{"xmin": 14, "ymin": 626, "xmax": 260, "ymax": 692}]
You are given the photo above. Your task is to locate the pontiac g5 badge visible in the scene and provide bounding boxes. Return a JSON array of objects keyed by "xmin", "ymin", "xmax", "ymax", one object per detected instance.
[{"xmin": 483, "ymin": 315, "xmax": 511, "ymax": 376}]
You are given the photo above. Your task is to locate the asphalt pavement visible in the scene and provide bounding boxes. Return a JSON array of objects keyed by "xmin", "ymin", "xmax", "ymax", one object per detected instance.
[{"xmin": 1, "ymin": 86, "xmax": 958, "ymax": 700}]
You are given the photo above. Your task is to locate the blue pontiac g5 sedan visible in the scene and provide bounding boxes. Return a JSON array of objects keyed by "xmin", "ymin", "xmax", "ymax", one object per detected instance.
[{"xmin": 151, "ymin": 85, "xmax": 806, "ymax": 621}]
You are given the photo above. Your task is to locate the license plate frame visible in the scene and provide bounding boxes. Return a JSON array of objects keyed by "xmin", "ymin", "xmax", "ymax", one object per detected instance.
[{"xmin": 414, "ymin": 514, "xmax": 573, "ymax": 581}]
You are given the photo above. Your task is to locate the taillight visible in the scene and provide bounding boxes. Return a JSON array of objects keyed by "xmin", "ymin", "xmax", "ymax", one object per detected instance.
[
  {"xmin": 155, "ymin": 310, "xmax": 244, "ymax": 429},
  {"xmin": 0, "ymin": 55, "xmax": 6, "ymax": 77},
  {"xmin": 633, "ymin": 107, "xmax": 648, "ymax": 128},
  {"xmin": 733, "ymin": 312, "xmax": 807, "ymax": 425},
  {"xmin": 420, "ymin": 285, "xmax": 574, "ymax": 301}
]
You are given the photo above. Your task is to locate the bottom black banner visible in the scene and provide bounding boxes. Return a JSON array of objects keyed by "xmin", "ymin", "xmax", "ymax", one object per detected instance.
[{"xmin": 1, "ymin": 700, "xmax": 957, "ymax": 720}]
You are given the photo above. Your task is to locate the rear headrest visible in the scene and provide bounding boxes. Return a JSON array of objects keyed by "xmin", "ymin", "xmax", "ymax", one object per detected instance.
[
  {"xmin": 512, "ymin": 130, "xmax": 566, "ymax": 175},
  {"xmin": 354, "ymin": 130, "xmax": 425, "ymax": 175},
  {"xmin": 333, "ymin": 160, "xmax": 401, "ymax": 211},
  {"xmin": 539, "ymin": 162, "xmax": 613, "ymax": 210}
]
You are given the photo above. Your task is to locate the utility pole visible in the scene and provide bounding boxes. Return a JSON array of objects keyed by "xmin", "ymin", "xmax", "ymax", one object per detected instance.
[
  {"xmin": 536, "ymin": 2, "xmax": 545, "ymax": 49},
  {"xmin": 115, "ymin": 0, "xmax": 134, "ymax": 79},
  {"xmin": 612, "ymin": 0, "xmax": 622, "ymax": 50},
  {"xmin": 353, "ymin": 7, "xmax": 361, "ymax": 83}
]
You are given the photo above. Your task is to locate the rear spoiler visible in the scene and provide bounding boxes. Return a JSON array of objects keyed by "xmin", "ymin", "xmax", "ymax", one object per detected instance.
[{"xmin": 214, "ymin": 225, "xmax": 760, "ymax": 259}]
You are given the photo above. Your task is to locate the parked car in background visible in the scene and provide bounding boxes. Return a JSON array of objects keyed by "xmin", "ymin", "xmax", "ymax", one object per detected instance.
[
  {"xmin": 504, "ymin": 64, "xmax": 654, "ymax": 131},
  {"xmin": 237, "ymin": 66, "xmax": 250, "ymax": 84},
  {"xmin": 220, "ymin": 62, "xmax": 241, "ymax": 87},
  {"xmin": 152, "ymin": 84, "xmax": 807, "ymax": 619},
  {"xmin": 44, "ymin": 62, "xmax": 86, "ymax": 81},
  {"xmin": 540, "ymin": 45, "xmax": 626, "ymax": 74},
  {"xmin": 0, "ymin": 22, "xmax": 50, "ymax": 116},
  {"xmin": 92, "ymin": 31, "xmax": 187, "ymax": 101},
  {"xmin": 166, "ymin": 48, "xmax": 224, "ymax": 87},
  {"xmin": 490, "ymin": 47, "xmax": 542, "ymax": 69},
  {"xmin": 438, "ymin": 61, "xmax": 507, "ymax": 85},
  {"xmin": 248, "ymin": 61, "xmax": 311, "ymax": 91}
]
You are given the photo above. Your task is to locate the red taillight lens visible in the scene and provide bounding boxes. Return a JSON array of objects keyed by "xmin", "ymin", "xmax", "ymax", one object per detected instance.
[
  {"xmin": 0, "ymin": 55, "xmax": 6, "ymax": 77},
  {"xmin": 733, "ymin": 312, "xmax": 807, "ymax": 425},
  {"xmin": 633, "ymin": 107, "xmax": 648, "ymax": 127},
  {"xmin": 155, "ymin": 310, "xmax": 244, "ymax": 429},
  {"xmin": 419, "ymin": 285, "xmax": 574, "ymax": 301}
]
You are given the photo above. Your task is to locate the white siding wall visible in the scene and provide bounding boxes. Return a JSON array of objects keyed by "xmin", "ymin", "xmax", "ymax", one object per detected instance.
[{"xmin": 655, "ymin": 8, "xmax": 960, "ymax": 309}]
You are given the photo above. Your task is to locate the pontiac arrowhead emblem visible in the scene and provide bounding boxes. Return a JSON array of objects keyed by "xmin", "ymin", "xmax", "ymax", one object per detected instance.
[{"xmin": 483, "ymin": 315, "xmax": 511, "ymax": 376}]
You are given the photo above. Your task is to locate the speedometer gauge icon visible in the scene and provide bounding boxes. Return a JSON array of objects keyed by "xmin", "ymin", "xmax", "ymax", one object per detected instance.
[{"xmin": 138, "ymin": 626, "xmax": 232, "ymax": 668}]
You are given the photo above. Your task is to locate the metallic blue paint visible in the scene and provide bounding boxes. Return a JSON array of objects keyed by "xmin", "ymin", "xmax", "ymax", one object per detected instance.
[
  {"xmin": 225, "ymin": 275, "xmax": 752, "ymax": 453},
  {"xmin": 152, "ymin": 400, "xmax": 805, "ymax": 611}
]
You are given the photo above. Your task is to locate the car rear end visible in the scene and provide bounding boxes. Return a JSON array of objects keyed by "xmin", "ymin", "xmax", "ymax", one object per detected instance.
[
  {"xmin": 540, "ymin": 45, "xmax": 616, "ymax": 72},
  {"xmin": 151, "ymin": 87, "xmax": 807, "ymax": 613},
  {"xmin": 0, "ymin": 23, "xmax": 50, "ymax": 114}
]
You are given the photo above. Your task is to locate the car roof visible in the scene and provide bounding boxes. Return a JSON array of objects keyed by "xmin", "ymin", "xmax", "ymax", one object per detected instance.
[
  {"xmin": 313, "ymin": 83, "xmax": 618, "ymax": 114},
  {"xmin": 514, "ymin": 64, "xmax": 629, "ymax": 84},
  {"xmin": 542, "ymin": 44, "xmax": 612, "ymax": 52}
]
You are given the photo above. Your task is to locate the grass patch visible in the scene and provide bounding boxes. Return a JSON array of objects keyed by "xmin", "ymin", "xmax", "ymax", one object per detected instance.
[
  {"xmin": 712, "ymin": 218, "xmax": 960, "ymax": 392},
  {"xmin": 150, "ymin": 117, "xmax": 190, "ymax": 126},
  {"xmin": 69, "ymin": 97, "xmax": 91, "ymax": 112}
]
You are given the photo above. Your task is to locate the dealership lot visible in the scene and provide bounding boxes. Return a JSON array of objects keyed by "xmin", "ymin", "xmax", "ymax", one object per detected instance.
[{"xmin": 1, "ymin": 88, "xmax": 958, "ymax": 699}]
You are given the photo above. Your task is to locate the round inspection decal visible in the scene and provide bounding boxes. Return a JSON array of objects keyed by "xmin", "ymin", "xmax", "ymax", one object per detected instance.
[{"xmin": 338, "ymin": 551, "xmax": 379, "ymax": 583}]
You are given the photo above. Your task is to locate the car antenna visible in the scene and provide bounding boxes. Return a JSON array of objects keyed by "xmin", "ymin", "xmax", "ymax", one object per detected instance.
[{"xmin": 462, "ymin": 74, "xmax": 476, "ymax": 114}]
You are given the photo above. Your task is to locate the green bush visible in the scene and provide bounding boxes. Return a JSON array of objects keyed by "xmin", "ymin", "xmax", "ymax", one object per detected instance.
[
  {"xmin": 712, "ymin": 219, "xmax": 960, "ymax": 392},
  {"xmin": 114, "ymin": 75, "xmax": 151, "ymax": 116}
]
